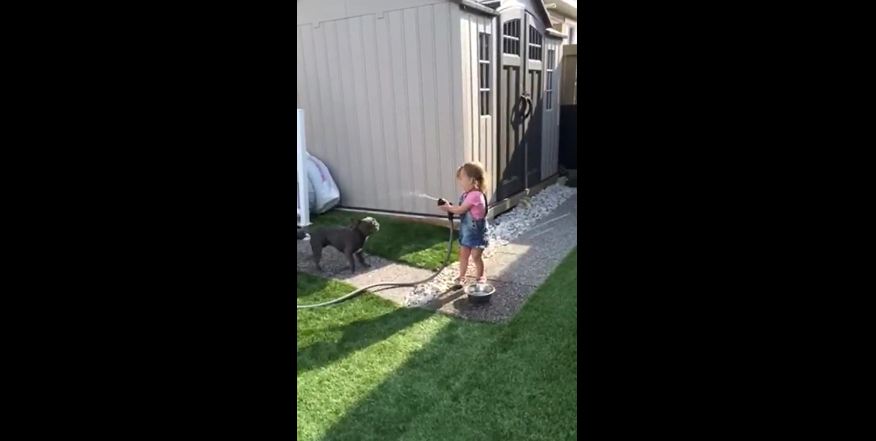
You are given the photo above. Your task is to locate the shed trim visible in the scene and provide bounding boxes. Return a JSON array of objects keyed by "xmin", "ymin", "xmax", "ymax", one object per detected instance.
[
  {"xmin": 454, "ymin": 0, "xmax": 499, "ymax": 16},
  {"xmin": 491, "ymin": 0, "xmax": 554, "ymax": 30},
  {"xmin": 546, "ymin": 28, "xmax": 566, "ymax": 39}
]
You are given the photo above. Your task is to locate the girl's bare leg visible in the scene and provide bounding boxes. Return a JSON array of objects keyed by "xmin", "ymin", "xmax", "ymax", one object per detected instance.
[
  {"xmin": 458, "ymin": 246, "xmax": 472, "ymax": 282},
  {"xmin": 471, "ymin": 248, "xmax": 484, "ymax": 281}
]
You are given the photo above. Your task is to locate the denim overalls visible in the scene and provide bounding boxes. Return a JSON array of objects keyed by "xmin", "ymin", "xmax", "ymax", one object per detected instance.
[{"xmin": 458, "ymin": 191, "xmax": 488, "ymax": 249}]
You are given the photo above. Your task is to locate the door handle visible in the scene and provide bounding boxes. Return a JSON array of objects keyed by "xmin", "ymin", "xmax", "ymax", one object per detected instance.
[{"xmin": 521, "ymin": 93, "xmax": 533, "ymax": 119}]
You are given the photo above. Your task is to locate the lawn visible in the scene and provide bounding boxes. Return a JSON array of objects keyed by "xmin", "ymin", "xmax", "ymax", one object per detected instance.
[
  {"xmin": 297, "ymin": 248, "xmax": 578, "ymax": 441},
  {"xmin": 308, "ymin": 210, "xmax": 460, "ymax": 270}
]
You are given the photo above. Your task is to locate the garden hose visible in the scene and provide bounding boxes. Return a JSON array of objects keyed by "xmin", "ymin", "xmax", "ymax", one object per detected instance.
[{"xmin": 296, "ymin": 210, "xmax": 455, "ymax": 309}]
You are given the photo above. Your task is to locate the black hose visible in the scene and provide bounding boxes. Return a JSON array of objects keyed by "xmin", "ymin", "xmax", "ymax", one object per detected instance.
[{"xmin": 296, "ymin": 213, "xmax": 455, "ymax": 309}]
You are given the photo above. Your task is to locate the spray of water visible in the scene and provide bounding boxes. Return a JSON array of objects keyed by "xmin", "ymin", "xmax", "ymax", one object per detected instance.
[{"xmin": 406, "ymin": 191, "xmax": 441, "ymax": 201}]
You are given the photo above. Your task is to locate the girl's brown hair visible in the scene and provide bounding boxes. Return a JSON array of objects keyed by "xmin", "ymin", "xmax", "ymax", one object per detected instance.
[{"xmin": 456, "ymin": 162, "xmax": 488, "ymax": 193}]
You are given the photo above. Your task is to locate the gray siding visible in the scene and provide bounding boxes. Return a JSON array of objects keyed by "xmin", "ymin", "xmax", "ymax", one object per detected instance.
[
  {"xmin": 541, "ymin": 36, "xmax": 562, "ymax": 179},
  {"xmin": 297, "ymin": 0, "xmax": 448, "ymax": 26},
  {"xmin": 298, "ymin": 2, "xmax": 449, "ymax": 214},
  {"xmin": 297, "ymin": 1, "xmax": 497, "ymax": 215}
]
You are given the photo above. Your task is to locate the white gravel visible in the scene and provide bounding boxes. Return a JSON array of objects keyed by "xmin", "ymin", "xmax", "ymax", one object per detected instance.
[
  {"xmin": 403, "ymin": 181, "xmax": 577, "ymax": 307},
  {"xmin": 404, "ymin": 269, "xmax": 461, "ymax": 308}
]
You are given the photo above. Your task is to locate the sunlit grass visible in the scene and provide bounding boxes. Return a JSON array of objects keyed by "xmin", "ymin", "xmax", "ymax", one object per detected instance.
[{"xmin": 296, "ymin": 248, "xmax": 578, "ymax": 441}]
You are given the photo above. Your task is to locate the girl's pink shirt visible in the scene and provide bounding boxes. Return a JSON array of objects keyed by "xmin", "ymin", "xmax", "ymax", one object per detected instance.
[{"xmin": 462, "ymin": 191, "xmax": 486, "ymax": 220}]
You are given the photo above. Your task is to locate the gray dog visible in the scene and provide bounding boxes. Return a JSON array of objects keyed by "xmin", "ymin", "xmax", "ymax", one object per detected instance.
[{"xmin": 309, "ymin": 217, "xmax": 380, "ymax": 273}]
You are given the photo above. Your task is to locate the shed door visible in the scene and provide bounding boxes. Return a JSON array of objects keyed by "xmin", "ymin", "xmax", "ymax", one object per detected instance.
[
  {"xmin": 496, "ymin": 9, "xmax": 546, "ymax": 201},
  {"xmin": 523, "ymin": 11, "xmax": 545, "ymax": 189}
]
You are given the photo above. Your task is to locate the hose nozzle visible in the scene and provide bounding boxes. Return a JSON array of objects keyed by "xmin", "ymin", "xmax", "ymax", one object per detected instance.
[{"xmin": 437, "ymin": 198, "xmax": 453, "ymax": 220}]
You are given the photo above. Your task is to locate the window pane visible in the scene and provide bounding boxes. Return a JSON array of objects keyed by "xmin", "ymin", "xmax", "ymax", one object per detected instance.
[
  {"xmin": 485, "ymin": 35, "xmax": 490, "ymax": 61},
  {"xmin": 480, "ymin": 91, "xmax": 490, "ymax": 116},
  {"xmin": 477, "ymin": 31, "xmax": 491, "ymax": 116},
  {"xmin": 502, "ymin": 20, "xmax": 520, "ymax": 55},
  {"xmin": 483, "ymin": 34, "xmax": 488, "ymax": 60}
]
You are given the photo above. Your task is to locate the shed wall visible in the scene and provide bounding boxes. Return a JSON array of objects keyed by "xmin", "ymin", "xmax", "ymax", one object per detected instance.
[
  {"xmin": 298, "ymin": 2, "xmax": 464, "ymax": 215},
  {"xmin": 297, "ymin": 1, "xmax": 497, "ymax": 216},
  {"xmin": 297, "ymin": 0, "xmax": 448, "ymax": 26}
]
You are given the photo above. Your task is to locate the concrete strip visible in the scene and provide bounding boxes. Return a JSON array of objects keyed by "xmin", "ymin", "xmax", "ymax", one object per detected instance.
[
  {"xmin": 423, "ymin": 279, "xmax": 536, "ymax": 323},
  {"xmin": 528, "ymin": 226, "xmax": 556, "ymax": 239},
  {"xmin": 529, "ymin": 212, "xmax": 571, "ymax": 230}
]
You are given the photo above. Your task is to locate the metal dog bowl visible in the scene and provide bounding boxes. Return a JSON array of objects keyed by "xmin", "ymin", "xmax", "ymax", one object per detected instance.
[{"xmin": 464, "ymin": 283, "xmax": 496, "ymax": 304}]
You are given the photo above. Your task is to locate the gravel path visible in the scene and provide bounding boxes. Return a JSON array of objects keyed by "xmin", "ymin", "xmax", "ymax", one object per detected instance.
[
  {"xmin": 417, "ymin": 192, "xmax": 578, "ymax": 322},
  {"xmin": 297, "ymin": 182, "xmax": 578, "ymax": 322}
]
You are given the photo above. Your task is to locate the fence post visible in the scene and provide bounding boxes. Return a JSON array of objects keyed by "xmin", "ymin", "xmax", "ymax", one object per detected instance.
[{"xmin": 297, "ymin": 109, "xmax": 311, "ymax": 227}]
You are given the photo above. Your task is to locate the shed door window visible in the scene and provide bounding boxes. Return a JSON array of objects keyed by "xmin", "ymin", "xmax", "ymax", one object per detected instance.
[
  {"xmin": 545, "ymin": 48, "xmax": 555, "ymax": 110},
  {"xmin": 502, "ymin": 19, "xmax": 520, "ymax": 55},
  {"xmin": 478, "ymin": 32, "xmax": 491, "ymax": 116},
  {"xmin": 528, "ymin": 26, "xmax": 542, "ymax": 60}
]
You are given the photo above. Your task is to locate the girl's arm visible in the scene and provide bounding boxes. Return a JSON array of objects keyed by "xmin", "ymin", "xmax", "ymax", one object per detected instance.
[{"xmin": 442, "ymin": 201, "xmax": 472, "ymax": 215}]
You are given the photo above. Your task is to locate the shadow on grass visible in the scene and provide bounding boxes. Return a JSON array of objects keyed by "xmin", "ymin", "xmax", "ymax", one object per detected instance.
[
  {"xmin": 312, "ymin": 251, "xmax": 579, "ymax": 441},
  {"xmin": 297, "ymin": 304, "xmax": 433, "ymax": 375},
  {"xmin": 296, "ymin": 272, "xmax": 332, "ymax": 299},
  {"xmin": 297, "ymin": 273, "xmax": 436, "ymax": 376}
]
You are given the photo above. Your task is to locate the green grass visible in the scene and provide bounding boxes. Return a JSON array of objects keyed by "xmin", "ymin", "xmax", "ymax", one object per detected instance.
[
  {"xmin": 297, "ymin": 248, "xmax": 577, "ymax": 441},
  {"xmin": 309, "ymin": 210, "xmax": 459, "ymax": 270}
]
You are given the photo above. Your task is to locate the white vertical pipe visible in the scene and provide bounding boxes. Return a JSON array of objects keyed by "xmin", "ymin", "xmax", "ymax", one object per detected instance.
[{"xmin": 297, "ymin": 109, "xmax": 311, "ymax": 227}]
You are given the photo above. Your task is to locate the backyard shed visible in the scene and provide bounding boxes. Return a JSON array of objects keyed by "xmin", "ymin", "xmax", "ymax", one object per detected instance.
[{"xmin": 297, "ymin": 0, "xmax": 564, "ymax": 218}]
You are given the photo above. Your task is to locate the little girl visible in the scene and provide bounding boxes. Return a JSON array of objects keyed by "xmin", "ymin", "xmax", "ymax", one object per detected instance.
[{"xmin": 438, "ymin": 162, "xmax": 489, "ymax": 289}]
